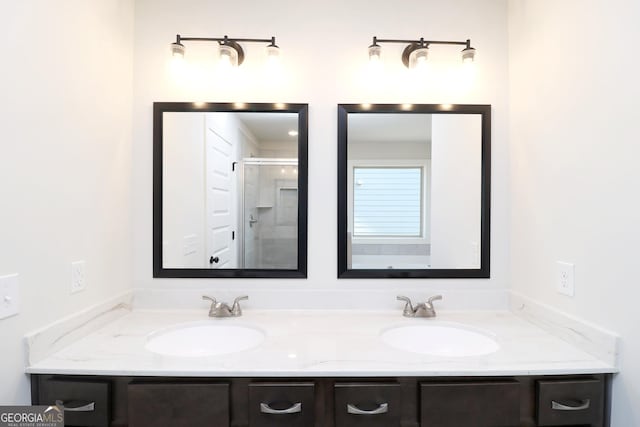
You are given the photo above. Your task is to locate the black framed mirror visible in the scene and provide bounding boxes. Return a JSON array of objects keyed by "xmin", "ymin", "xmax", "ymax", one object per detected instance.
[
  {"xmin": 338, "ymin": 104, "xmax": 490, "ymax": 278},
  {"xmin": 154, "ymin": 102, "xmax": 308, "ymax": 278}
]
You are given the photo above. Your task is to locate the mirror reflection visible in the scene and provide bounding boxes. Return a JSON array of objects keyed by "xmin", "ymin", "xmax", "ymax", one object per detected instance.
[
  {"xmin": 338, "ymin": 104, "xmax": 490, "ymax": 278},
  {"xmin": 154, "ymin": 103, "xmax": 308, "ymax": 278}
]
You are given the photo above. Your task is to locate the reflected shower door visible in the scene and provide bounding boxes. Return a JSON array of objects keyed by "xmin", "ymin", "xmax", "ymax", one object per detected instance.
[{"xmin": 242, "ymin": 159, "xmax": 298, "ymax": 269}]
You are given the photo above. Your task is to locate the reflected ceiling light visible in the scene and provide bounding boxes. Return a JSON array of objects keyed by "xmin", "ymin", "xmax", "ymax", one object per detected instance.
[
  {"xmin": 288, "ymin": 130, "xmax": 298, "ymax": 137},
  {"xmin": 233, "ymin": 102, "xmax": 247, "ymax": 109},
  {"xmin": 368, "ymin": 36, "xmax": 476, "ymax": 69},
  {"xmin": 169, "ymin": 34, "xmax": 280, "ymax": 68}
]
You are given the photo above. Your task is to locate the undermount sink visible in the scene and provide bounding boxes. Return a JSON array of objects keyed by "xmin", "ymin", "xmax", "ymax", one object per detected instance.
[
  {"xmin": 380, "ymin": 323, "xmax": 499, "ymax": 357},
  {"xmin": 145, "ymin": 322, "xmax": 264, "ymax": 357}
]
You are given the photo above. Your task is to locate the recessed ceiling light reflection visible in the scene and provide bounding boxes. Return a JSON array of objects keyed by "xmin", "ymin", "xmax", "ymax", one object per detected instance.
[
  {"xmin": 440, "ymin": 104, "xmax": 453, "ymax": 110},
  {"xmin": 401, "ymin": 103, "xmax": 413, "ymax": 111},
  {"xmin": 361, "ymin": 103, "xmax": 371, "ymax": 110},
  {"xmin": 288, "ymin": 130, "xmax": 298, "ymax": 137},
  {"xmin": 274, "ymin": 103, "xmax": 287, "ymax": 109},
  {"xmin": 233, "ymin": 102, "xmax": 247, "ymax": 109},
  {"xmin": 193, "ymin": 102, "xmax": 206, "ymax": 108}
]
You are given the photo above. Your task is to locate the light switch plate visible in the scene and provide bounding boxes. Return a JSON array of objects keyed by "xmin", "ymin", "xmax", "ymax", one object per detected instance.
[
  {"xmin": 557, "ymin": 261, "xmax": 575, "ymax": 297},
  {"xmin": 0, "ymin": 274, "xmax": 20, "ymax": 319}
]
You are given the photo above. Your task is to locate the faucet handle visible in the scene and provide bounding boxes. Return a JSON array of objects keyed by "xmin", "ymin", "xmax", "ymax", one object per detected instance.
[
  {"xmin": 231, "ymin": 295, "xmax": 249, "ymax": 316},
  {"xmin": 427, "ymin": 295, "xmax": 443, "ymax": 305},
  {"xmin": 397, "ymin": 295, "xmax": 415, "ymax": 316},
  {"xmin": 202, "ymin": 295, "xmax": 217, "ymax": 304}
]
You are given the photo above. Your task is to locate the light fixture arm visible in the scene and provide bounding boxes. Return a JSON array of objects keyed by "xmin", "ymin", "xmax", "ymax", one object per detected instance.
[
  {"xmin": 176, "ymin": 34, "xmax": 277, "ymax": 45},
  {"xmin": 372, "ymin": 36, "xmax": 471, "ymax": 48},
  {"xmin": 170, "ymin": 34, "xmax": 278, "ymax": 67},
  {"xmin": 370, "ymin": 36, "xmax": 475, "ymax": 68}
]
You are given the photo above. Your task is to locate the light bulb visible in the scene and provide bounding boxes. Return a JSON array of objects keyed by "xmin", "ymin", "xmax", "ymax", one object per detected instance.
[
  {"xmin": 409, "ymin": 47, "xmax": 429, "ymax": 70},
  {"xmin": 461, "ymin": 47, "xmax": 476, "ymax": 63},
  {"xmin": 266, "ymin": 44, "xmax": 280, "ymax": 65},
  {"xmin": 170, "ymin": 42, "xmax": 185, "ymax": 59},
  {"xmin": 219, "ymin": 44, "xmax": 238, "ymax": 68},
  {"xmin": 368, "ymin": 45, "xmax": 381, "ymax": 62}
]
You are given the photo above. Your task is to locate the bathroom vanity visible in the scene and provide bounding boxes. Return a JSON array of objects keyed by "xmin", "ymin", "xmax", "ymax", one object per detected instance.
[
  {"xmin": 26, "ymin": 309, "xmax": 616, "ymax": 427},
  {"xmin": 31, "ymin": 373, "xmax": 608, "ymax": 427}
]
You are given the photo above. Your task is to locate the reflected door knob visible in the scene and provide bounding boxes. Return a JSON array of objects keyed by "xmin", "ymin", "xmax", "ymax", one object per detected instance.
[{"xmin": 209, "ymin": 256, "xmax": 219, "ymax": 264}]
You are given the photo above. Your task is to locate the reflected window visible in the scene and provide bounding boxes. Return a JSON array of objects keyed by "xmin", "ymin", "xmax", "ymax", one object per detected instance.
[{"xmin": 353, "ymin": 167, "xmax": 423, "ymax": 237}]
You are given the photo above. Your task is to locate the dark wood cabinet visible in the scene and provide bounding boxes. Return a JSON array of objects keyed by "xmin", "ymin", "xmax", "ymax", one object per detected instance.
[
  {"xmin": 420, "ymin": 380, "xmax": 521, "ymax": 427},
  {"xmin": 36, "ymin": 377, "xmax": 111, "ymax": 427},
  {"xmin": 31, "ymin": 374, "xmax": 611, "ymax": 427},
  {"xmin": 536, "ymin": 379, "xmax": 605, "ymax": 427},
  {"xmin": 334, "ymin": 382, "xmax": 402, "ymax": 427},
  {"xmin": 248, "ymin": 382, "xmax": 315, "ymax": 427},
  {"xmin": 127, "ymin": 382, "xmax": 229, "ymax": 427}
]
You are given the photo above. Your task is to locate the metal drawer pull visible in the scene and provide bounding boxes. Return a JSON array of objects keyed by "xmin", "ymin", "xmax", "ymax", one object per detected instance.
[
  {"xmin": 551, "ymin": 399, "xmax": 591, "ymax": 411},
  {"xmin": 260, "ymin": 402, "xmax": 302, "ymax": 414},
  {"xmin": 347, "ymin": 403, "xmax": 389, "ymax": 415},
  {"xmin": 55, "ymin": 400, "xmax": 96, "ymax": 412}
]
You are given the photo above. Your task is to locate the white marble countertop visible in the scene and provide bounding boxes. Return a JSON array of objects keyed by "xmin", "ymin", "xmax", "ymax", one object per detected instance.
[{"xmin": 25, "ymin": 309, "xmax": 617, "ymax": 377}]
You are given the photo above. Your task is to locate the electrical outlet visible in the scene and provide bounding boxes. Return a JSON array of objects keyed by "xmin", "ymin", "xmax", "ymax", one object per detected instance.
[
  {"xmin": 0, "ymin": 274, "xmax": 19, "ymax": 319},
  {"xmin": 557, "ymin": 261, "xmax": 575, "ymax": 297},
  {"xmin": 71, "ymin": 261, "xmax": 86, "ymax": 294}
]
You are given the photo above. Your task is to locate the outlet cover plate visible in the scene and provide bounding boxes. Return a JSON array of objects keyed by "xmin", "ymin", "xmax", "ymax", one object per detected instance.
[
  {"xmin": 71, "ymin": 261, "xmax": 86, "ymax": 294},
  {"xmin": 0, "ymin": 274, "xmax": 20, "ymax": 319},
  {"xmin": 557, "ymin": 261, "xmax": 575, "ymax": 297}
]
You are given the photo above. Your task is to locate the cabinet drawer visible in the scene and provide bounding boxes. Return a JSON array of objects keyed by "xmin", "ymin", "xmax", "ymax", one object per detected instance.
[
  {"xmin": 537, "ymin": 379, "xmax": 604, "ymax": 426},
  {"xmin": 38, "ymin": 378, "xmax": 110, "ymax": 427},
  {"xmin": 334, "ymin": 383, "xmax": 401, "ymax": 427},
  {"xmin": 128, "ymin": 382, "xmax": 229, "ymax": 427},
  {"xmin": 420, "ymin": 380, "xmax": 520, "ymax": 427},
  {"xmin": 249, "ymin": 382, "xmax": 315, "ymax": 427}
]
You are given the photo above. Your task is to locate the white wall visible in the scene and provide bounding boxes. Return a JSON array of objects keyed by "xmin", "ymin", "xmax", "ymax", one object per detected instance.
[
  {"xmin": 0, "ymin": 0, "xmax": 134, "ymax": 404},
  {"xmin": 431, "ymin": 114, "xmax": 482, "ymax": 268},
  {"xmin": 162, "ymin": 113, "xmax": 206, "ymax": 267},
  {"xmin": 508, "ymin": 0, "xmax": 640, "ymax": 425},
  {"xmin": 133, "ymin": 0, "xmax": 510, "ymax": 295}
]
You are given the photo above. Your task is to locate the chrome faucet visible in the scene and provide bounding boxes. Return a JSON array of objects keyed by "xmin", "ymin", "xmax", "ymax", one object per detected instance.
[
  {"xmin": 202, "ymin": 295, "xmax": 248, "ymax": 318},
  {"xmin": 397, "ymin": 295, "xmax": 442, "ymax": 318}
]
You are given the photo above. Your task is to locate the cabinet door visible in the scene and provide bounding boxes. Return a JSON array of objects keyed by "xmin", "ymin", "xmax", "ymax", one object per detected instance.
[
  {"xmin": 128, "ymin": 382, "xmax": 229, "ymax": 427},
  {"xmin": 420, "ymin": 381, "xmax": 520, "ymax": 427},
  {"xmin": 537, "ymin": 379, "xmax": 604, "ymax": 426},
  {"xmin": 248, "ymin": 382, "xmax": 315, "ymax": 427},
  {"xmin": 334, "ymin": 382, "xmax": 401, "ymax": 427},
  {"xmin": 38, "ymin": 378, "xmax": 110, "ymax": 427}
]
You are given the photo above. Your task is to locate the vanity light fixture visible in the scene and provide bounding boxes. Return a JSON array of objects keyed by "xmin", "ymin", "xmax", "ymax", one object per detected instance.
[
  {"xmin": 170, "ymin": 34, "xmax": 280, "ymax": 67},
  {"xmin": 368, "ymin": 36, "xmax": 476, "ymax": 68}
]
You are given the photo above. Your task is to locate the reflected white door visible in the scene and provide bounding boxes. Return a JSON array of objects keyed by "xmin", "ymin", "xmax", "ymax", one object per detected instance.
[{"xmin": 205, "ymin": 125, "xmax": 235, "ymax": 268}]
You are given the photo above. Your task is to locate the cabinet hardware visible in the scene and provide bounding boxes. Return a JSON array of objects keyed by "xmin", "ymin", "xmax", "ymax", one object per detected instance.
[
  {"xmin": 347, "ymin": 403, "xmax": 388, "ymax": 415},
  {"xmin": 551, "ymin": 399, "xmax": 591, "ymax": 411},
  {"xmin": 55, "ymin": 400, "xmax": 96, "ymax": 412},
  {"xmin": 260, "ymin": 402, "xmax": 302, "ymax": 414}
]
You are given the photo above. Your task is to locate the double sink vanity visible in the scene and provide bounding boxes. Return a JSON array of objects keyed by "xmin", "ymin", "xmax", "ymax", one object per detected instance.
[
  {"xmin": 27, "ymin": 294, "xmax": 615, "ymax": 427},
  {"xmin": 26, "ymin": 102, "xmax": 617, "ymax": 426}
]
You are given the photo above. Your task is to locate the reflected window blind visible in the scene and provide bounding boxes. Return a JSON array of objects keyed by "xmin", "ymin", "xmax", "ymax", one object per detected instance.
[{"xmin": 353, "ymin": 167, "xmax": 422, "ymax": 237}]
